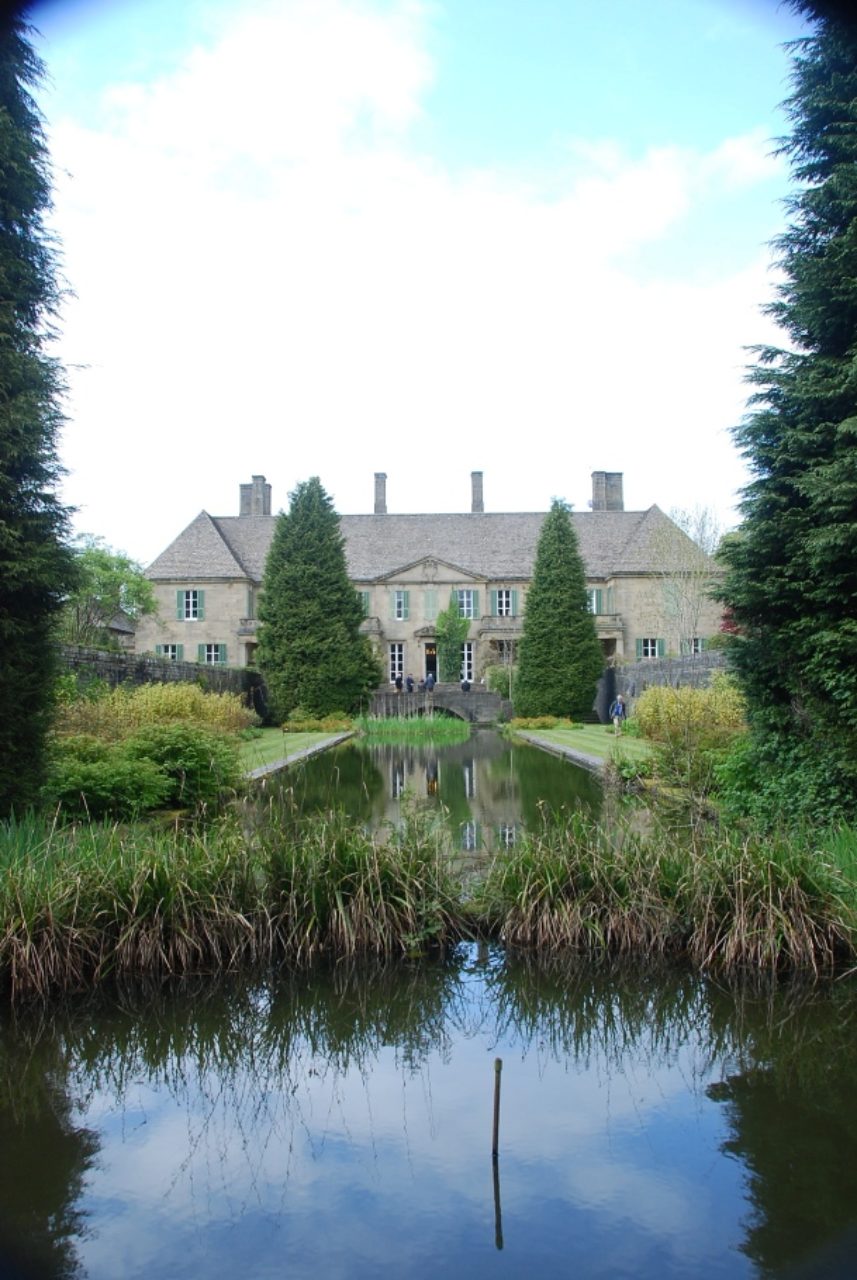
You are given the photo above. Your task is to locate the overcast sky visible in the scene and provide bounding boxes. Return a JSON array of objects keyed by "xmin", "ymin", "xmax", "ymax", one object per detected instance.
[{"xmin": 29, "ymin": 0, "xmax": 809, "ymax": 566}]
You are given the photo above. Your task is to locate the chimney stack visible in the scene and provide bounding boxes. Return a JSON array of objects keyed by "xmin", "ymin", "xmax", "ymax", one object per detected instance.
[
  {"xmin": 591, "ymin": 471, "xmax": 624, "ymax": 511},
  {"xmin": 240, "ymin": 475, "xmax": 272, "ymax": 516},
  {"xmin": 471, "ymin": 470, "xmax": 484, "ymax": 513},
  {"xmin": 374, "ymin": 472, "xmax": 387, "ymax": 515}
]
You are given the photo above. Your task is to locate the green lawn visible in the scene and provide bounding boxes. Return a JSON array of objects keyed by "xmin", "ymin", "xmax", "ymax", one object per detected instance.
[
  {"xmin": 238, "ymin": 728, "xmax": 345, "ymax": 772},
  {"xmin": 522, "ymin": 724, "xmax": 653, "ymax": 762}
]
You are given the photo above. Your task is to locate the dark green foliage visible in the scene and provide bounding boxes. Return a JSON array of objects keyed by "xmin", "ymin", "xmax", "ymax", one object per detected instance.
[
  {"xmin": 122, "ymin": 723, "xmax": 241, "ymax": 806},
  {"xmin": 45, "ymin": 724, "xmax": 242, "ymax": 816},
  {"xmin": 720, "ymin": 4, "xmax": 857, "ymax": 819},
  {"xmin": 46, "ymin": 747, "xmax": 170, "ymax": 819},
  {"xmin": 435, "ymin": 591, "xmax": 469, "ymax": 681},
  {"xmin": 514, "ymin": 499, "xmax": 603, "ymax": 717},
  {"xmin": 256, "ymin": 477, "xmax": 381, "ymax": 717},
  {"xmin": 0, "ymin": 16, "xmax": 77, "ymax": 815}
]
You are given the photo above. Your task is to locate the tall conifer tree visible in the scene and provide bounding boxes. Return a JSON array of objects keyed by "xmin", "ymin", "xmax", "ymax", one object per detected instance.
[
  {"xmin": 256, "ymin": 477, "xmax": 380, "ymax": 717},
  {"xmin": 0, "ymin": 14, "xmax": 76, "ymax": 815},
  {"xmin": 720, "ymin": 2, "xmax": 857, "ymax": 815},
  {"xmin": 514, "ymin": 499, "xmax": 603, "ymax": 718}
]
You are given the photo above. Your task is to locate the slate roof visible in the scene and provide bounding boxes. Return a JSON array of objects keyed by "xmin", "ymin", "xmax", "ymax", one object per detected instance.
[{"xmin": 147, "ymin": 504, "xmax": 704, "ymax": 583}]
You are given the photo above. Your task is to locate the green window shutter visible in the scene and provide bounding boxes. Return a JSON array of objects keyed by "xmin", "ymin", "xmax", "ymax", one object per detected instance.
[
  {"xmin": 680, "ymin": 639, "xmax": 689, "ymax": 656},
  {"xmin": 699, "ymin": 637, "xmax": 707, "ymax": 652},
  {"xmin": 403, "ymin": 590, "xmax": 410, "ymax": 621},
  {"xmin": 389, "ymin": 591, "xmax": 395, "ymax": 621},
  {"xmin": 472, "ymin": 590, "xmax": 479, "ymax": 618},
  {"xmin": 636, "ymin": 639, "xmax": 643, "ymax": 659},
  {"xmin": 177, "ymin": 644, "xmax": 184, "ymax": 661},
  {"xmin": 606, "ymin": 587, "xmax": 614, "ymax": 613},
  {"xmin": 424, "ymin": 589, "xmax": 437, "ymax": 621},
  {"xmin": 511, "ymin": 589, "xmax": 519, "ymax": 616},
  {"xmin": 176, "ymin": 590, "xmax": 184, "ymax": 620},
  {"xmin": 657, "ymin": 638, "xmax": 666, "ymax": 658},
  {"xmin": 595, "ymin": 589, "xmax": 603, "ymax": 615},
  {"xmin": 198, "ymin": 643, "xmax": 206, "ymax": 662},
  {"xmin": 197, "ymin": 589, "xmax": 205, "ymax": 621},
  {"xmin": 155, "ymin": 644, "xmax": 163, "ymax": 656},
  {"xmin": 360, "ymin": 590, "xmax": 370, "ymax": 616},
  {"xmin": 220, "ymin": 644, "xmax": 227, "ymax": 664},
  {"xmin": 490, "ymin": 589, "xmax": 498, "ymax": 616}
]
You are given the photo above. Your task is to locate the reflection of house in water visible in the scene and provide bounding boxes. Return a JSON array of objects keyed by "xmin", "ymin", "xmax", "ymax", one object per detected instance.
[{"xmin": 361, "ymin": 730, "xmax": 600, "ymax": 853}]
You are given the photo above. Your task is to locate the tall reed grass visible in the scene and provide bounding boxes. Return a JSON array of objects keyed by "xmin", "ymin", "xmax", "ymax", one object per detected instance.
[
  {"xmin": 475, "ymin": 815, "xmax": 857, "ymax": 977},
  {"xmin": 1, "ymin": 809, "xmax": 855, "ymax": 999},
  {"xmin": 356, "ymin": 715, "xmax": 471, "ymax": 744},
  {"xmin": 0, "ymin": 807, "xmax": 466, "ymax": 999}
]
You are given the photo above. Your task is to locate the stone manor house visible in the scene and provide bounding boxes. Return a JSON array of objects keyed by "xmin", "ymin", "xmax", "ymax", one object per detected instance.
[{"xmin": 135, "ymin": 471, "xmax": 722, "ymax": 684}]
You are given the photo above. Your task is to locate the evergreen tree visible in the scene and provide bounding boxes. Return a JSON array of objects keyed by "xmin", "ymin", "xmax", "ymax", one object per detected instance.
[
  {"xmin": 0, "ymin": 14, "xmax": 76, "ymax": 816},
  {"xmin": 256, "ymin": 477, "xmax": 380, "ymax": 717},
  {"xmin": 514, "ymin": 499, "xmax": 603, "ymax": 718},
  {"xmin": 720, "ymin": 2, "xmax": 857, "ymax": 816}
]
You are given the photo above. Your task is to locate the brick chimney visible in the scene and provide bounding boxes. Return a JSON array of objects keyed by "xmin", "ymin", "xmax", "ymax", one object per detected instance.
[
  {"xmin": 374, "ymin": 472, "xmax": 387, "ymax": 514},
  {"xmin": 471, "ymin": 470, "xmax": 484, "ymax": 513},
  {"xmin": 591, "ymin": 471, "xmax": 624, "ymax": 511},
  {"xmin": 239, "ymin": 475, "xmax": 271, "ymax": 516}
]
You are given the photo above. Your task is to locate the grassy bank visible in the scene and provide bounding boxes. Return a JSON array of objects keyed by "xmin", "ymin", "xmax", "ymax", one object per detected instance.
[
  {"xmin": 238, "ymin": 728, "xmax": 344, "ymax": 772},
  {"xmin": 519, "ymin": 723, "xmax": 653, "ymax": 763},
  {"xmin": 1, "ymin": 809, "xmax": 855, "ymax": 998}
]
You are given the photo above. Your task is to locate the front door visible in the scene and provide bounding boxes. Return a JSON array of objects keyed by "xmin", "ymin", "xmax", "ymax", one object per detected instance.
[{"xmin": 424, "ymin": 642, "xmax": 437, "ymax": 680}]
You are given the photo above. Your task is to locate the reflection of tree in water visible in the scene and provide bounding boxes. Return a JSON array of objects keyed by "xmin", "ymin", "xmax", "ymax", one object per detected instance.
[
  {"xmin": 0, "ymin": 1013, "xmax": 100, "ymax": 1279},
  {"xmin": 704, "ymin": 982, "xmax": 857, "ymax": 1277},
  {"xmin": 4, "ymin": 957, "xmax": 857, "ymax": 1275}
]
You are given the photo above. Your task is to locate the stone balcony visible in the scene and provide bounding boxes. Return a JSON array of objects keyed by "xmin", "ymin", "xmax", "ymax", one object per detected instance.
[{"xmin": 237, "ymin": 617, "xmax": 259, "ymax": 636}]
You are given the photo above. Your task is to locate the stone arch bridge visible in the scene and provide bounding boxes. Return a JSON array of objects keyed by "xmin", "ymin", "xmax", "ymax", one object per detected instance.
[{"xmin": 369, "ymin": 685, "xmax": 510, "ymax": 726}]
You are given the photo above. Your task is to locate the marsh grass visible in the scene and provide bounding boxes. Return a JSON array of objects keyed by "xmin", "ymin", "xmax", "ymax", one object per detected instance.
[
  {"xmin": 356, "ymin": 715, "xmax": 471, "ymax": 745},
  {"xmin": 475, "ymin": 814, "xmax": 857, "ymax": 977},
  {"xmin": 1, "ymin": 808, "xmax": 855, "ymax": 999},
  {"xmin": 0, "ymin": 806, "xmax": 467, "ymax": 999}
]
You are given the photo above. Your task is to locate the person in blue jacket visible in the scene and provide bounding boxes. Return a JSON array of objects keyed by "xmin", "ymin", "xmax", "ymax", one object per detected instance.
[{"xmin": 608, "ymin": 694, "xmax": 627, "ymax": 735}]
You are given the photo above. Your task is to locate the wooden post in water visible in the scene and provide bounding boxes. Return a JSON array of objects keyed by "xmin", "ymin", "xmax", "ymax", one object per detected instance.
[
  {"xmin": 492, "ymin": 1057, "xmax": 504, "ymax": 1249},
  {"xmin": 492, "ymin": 1057, "xmax": 502, "ymax": 1158}
]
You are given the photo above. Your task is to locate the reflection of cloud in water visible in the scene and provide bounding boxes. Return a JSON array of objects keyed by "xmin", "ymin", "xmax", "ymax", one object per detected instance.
[{"xmin": 68, "ymin": 980, "xmax": 745, "ymax": 1278}]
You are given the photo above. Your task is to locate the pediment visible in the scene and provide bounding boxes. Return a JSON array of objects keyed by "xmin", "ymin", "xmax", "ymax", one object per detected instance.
[{"xmin": 378, "ymin": 556, "xmax": 485, "ymax": 586}]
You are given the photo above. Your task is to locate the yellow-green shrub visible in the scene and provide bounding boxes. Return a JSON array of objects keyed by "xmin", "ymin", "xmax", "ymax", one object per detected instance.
[
  {"xmin": 633, "ymin": 675, "xmax": 746, "ymax": 797},
  {"xmin": 634, "ymin": 675, "xmax": 746, "ymax": 742},
  {"xmin": 55, "ymin": 682, "xmax": 256, "ymax": 739}
]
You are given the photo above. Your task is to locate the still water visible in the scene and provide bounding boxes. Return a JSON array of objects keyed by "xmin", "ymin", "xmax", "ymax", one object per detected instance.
[
  {"xmin": 270, "ymin": 729, "xmax": 604, "ymax": 850},
  {"xmin": 2, "ymin": 953, "xmax": 857, "ymax": 1279}
]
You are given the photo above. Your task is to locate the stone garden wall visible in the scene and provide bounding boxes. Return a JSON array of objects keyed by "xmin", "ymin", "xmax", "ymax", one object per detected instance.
[
  {"xmin": 57, "ymin": 646, "xmax": 252, "ymax": 698},
  {"xmin": 615, "ymin": 650, "xmax": 728, "ymax": 701}
]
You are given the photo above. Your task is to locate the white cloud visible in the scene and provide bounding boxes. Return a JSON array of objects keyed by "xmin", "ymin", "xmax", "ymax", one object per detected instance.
[{"xmin": 43, "ymin": 0, "xmax": 786, "ymax": 560}]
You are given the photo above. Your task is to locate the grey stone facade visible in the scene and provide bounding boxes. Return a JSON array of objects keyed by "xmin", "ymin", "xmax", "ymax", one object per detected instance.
[{"xmin": 134, "ymin": 472, "xmax": 724, "ymax": 685}]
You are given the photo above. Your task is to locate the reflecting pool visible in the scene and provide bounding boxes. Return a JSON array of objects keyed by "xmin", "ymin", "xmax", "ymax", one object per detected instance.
[
  {"xmin": 267, "ymin": 728, "xmax": 604, "ymax": 851},
  {"xmin": 2, "ymin": 952, "xmax": 857, "ymax": 1278}
]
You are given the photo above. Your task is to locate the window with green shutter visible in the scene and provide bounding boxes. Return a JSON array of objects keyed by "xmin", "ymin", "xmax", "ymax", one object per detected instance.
[
  {"xmin": 178, "ymin": 589, "xmax": 204, "ymax": 620},
  {"xmin": 198, "ymin": 643, "xmax": 226, "ymax": 664},
  {"xmin": 637, "ymin": 638, "xmax": 664, "ymax": 659},
  {"xmin": 392, "ymin": 589, "xmax": 409, "ymax": 621},
  {"xmin": 492, "ymin": 588, "xmax": 516, "ymax": 617},
  {"xmin": 359, "ymin": 590, "xmax": 370, "ymax": 616},
  {"xmin": 424, "ymin": 589, "xmax": 438, "ymax": 621},
  {"xmin": 458, "ymin": 589, "xmax": 478, "ymax": 619}
]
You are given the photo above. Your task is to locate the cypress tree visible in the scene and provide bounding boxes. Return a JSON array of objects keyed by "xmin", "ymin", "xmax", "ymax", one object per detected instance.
[
  {"xmin": 514, "ymin": 499, "xmax": 603, "ymax": 718},
  {"xmin": 720, "ymin": 2, "xmax": 857, "ymax": 816},
  {"xmin": 0, "ymin": 14, "xmax": 76, "ymax": 816},
  {"xmin": 256, "ymin": 477, "xmax": 380, "ymax": 718}
]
